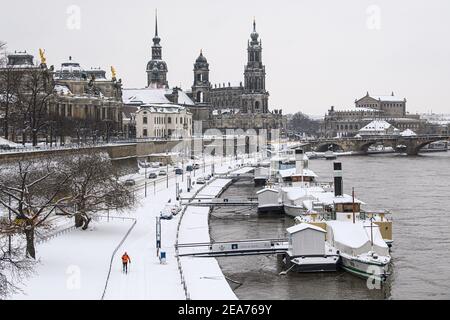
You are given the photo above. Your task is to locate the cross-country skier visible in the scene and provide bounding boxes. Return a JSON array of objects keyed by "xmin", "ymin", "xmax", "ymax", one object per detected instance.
[{"xmin": 122, "ymin": 252, "xmax": 131, "ymax": 274}]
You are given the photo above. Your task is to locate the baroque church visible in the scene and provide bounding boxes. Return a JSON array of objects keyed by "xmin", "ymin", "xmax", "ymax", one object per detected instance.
[{"xmin": 143, "ymin": 14, "xmax": 286, "ymax": 133}]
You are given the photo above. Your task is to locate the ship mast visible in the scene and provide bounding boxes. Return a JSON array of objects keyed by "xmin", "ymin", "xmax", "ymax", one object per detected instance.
[{"xmin": 352, "ymin": 187, "xmax": 356, "ymax": 224}]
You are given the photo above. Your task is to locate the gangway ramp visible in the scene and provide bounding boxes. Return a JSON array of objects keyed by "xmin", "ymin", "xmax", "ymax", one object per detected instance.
[{"xmin": 177, "ymin": 238, "xmax": 289, "ymax": 258}]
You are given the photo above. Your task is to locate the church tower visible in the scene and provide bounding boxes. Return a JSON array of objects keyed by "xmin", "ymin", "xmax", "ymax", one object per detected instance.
[
  {"xmin": 242, "ymin": 19, "xmax": 269, "ymax": 113},
  {"xmin": 192, "ymin": 50, "xmax": 211, "ymax": 104},
  {"xmin": 146, "ymin": 11, "xmax": 169, "ymax": 88}
]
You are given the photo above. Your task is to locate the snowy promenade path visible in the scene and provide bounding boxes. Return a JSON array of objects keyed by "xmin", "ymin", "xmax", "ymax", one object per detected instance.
[
  {"xmin": 12, "ymin": 217, "xmax": 135, "ymax": 300},
  {"xmin": 103, "ymin": 158, "xmax": 252, "ymax": 300},
  {"xmin": 103, "ymin": 179, "xmax": 185, "ymax": 300}
]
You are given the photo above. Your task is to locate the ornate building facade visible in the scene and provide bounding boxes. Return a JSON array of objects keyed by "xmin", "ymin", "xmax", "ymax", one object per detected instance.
[
  {"xmin": 0, "ymin": 51, "xmax": 123, "ymax": 143},
  {"xmin": 320, "ymin": 92, "xmax": 424, "ymax": 138},
  {"xmin": 189, "ymin": 20, "xmax": 285, "ymax": 133},
  {"xmin": 191, "ymin": 20, "xmax": 271, "ymax": 115},
  {"xmin": 51, "ymin": 57, "xmax": 123, "ymax": 134}
]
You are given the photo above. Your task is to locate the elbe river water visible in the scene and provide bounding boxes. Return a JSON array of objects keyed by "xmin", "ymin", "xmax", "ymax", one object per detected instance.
[{"xmin": 210, "ymin": 152, "xmax": 450, "ymax": 299}]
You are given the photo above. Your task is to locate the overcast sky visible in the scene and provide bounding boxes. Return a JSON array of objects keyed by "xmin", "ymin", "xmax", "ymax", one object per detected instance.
[{"xmin": 2, "ymin": 0, "xmax": 450, "ymax": 115}]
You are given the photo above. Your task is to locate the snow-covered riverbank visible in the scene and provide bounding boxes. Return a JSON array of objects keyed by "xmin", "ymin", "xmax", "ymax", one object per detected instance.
[
  {"xmin": 10, "ymin": 155, "xmax": 258, "ymax": 300},
  {"xmin": 178, "ymin": 179, "xmax": 237, "ymax": 300}
]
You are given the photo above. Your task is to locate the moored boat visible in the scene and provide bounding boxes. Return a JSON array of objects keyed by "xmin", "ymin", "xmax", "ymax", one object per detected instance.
[
  {"xmin": 257, "ymin": 186, "xmax": 283, "ymax": 214},
  {"xmin": 284, "ymin": 223, "xmax": 340, "ymax": 273},
  {"xmin": 326, "ymin": 220, "xmax": 391, "ymax": 281}
]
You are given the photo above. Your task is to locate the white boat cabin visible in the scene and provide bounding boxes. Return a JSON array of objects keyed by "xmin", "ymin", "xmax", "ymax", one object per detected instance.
[
  {"xmin": 310, "ymin": 192, "xmax": 365, "ymax": 221},
  {"xmin": 286, "ymin": 223, "xmax": 326, "ymax": 257}
]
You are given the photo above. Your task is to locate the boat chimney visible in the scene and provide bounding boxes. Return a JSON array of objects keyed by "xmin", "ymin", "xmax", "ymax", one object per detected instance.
[
  {"xmin": 334, "ymin": 162, "xmax": 343, "ymax": 197},
  {"xmin": 295, "ymin": 149, "xmax": 304, "ymax": 175}
]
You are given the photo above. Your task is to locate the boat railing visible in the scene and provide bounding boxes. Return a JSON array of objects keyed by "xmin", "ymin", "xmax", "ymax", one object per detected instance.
[{"xmin": 360, "ymin": 210, "xmax": 393, "ymax": 221}]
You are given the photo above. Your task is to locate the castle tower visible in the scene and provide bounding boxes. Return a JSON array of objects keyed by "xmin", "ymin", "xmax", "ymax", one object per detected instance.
[
  {"xmin": 192, "ymin": 50, "xmax": 211, "ymax": 104},
  {"xmin": 242, "ymin": 19, "xmax": 269, "ymax": 114},
  {"xmin": 146, "ymin": 11, "xmax": 168, "ymax": 88}
]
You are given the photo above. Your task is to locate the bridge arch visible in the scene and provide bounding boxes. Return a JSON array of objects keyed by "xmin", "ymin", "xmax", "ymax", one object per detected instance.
[
  {"xmin": 357, "ymin": 140, "xmax": 396, "ymax": 153},
  {"xmin": 315, "ymin": 142, "xmax": 344, "ymax": 153},
  {"xmin": 412, "ymin": 139, "xmax": 448, "ymax": 155}
]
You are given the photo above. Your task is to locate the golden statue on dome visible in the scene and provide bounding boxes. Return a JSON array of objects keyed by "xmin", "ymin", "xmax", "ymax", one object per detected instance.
[
  {"xmin": 39, "ymin": 48, "xmax": 47, "ymax": 65},
  {"xmin": 111, "ymin": 66, "xmax": 117, "ymax": 80}
]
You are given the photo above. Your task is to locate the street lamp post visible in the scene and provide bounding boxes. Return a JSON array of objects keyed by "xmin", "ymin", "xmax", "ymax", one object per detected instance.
[
  {"xmin": 8, "ymin": 195, "xmax": 12, "ymax": 256},
  {"xmin": 166, "ymin": 150, "xmax": 169, "ymax": 189},
  {"xmin": 145, "ymin": 166, "xmax": 148, "ymax": 198}
]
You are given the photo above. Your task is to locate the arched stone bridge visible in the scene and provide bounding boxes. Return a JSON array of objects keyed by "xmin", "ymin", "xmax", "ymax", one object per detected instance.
[{"xmin": 305, "ymin": 135, "xmax": 450, "ymax": 156}]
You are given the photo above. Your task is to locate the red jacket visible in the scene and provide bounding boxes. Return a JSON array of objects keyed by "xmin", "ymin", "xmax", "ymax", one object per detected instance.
[{"xmin": 122, "ymin": 254, "xmax": 131, "ymax": 264}]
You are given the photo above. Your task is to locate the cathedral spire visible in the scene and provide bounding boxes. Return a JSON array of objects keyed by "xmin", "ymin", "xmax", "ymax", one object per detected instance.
[
  {"xmin": 155, "ymin": 9, "xmax": 159, "ymax": 37},
  {"xmin": 147, "ymin": 10, "xmax": 167, "ymax": 88},
  {"xmin": 153, "ymin": 9, "xmax": 161, "ymax": 46},
  {"xmin": 250, "ymin": 17, "xmax": 259, "ymax": 44}
]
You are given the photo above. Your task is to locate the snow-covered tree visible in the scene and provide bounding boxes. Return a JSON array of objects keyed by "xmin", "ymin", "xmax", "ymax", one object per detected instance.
[
  {"xmin": 58, "ymin": 151, "xmax": 136, "ymax": 230},
  {"xmin": 0, "ymin": 230, "xmax": 34, "ymax": 298},
  {"xmin": 0, "ymin": 64, "xmax": 24, "ymax": 141},
  {"xmin": 0, "ymin": 159, "xmax": 72, "ymax": 259},
  {"xmin": 17, "ymin": 67, "xmax": 55, "ymax": 146}
]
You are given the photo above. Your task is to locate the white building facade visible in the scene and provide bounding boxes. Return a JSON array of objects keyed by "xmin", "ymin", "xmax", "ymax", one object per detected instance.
[{"xmin": 135, "ymin": 104, "xmax": 192, "ymax": 139}]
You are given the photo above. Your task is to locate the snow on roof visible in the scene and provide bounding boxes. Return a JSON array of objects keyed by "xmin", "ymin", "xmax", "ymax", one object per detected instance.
[
  {"xmin": 327, "ymin": 221, "xmax": 372, "ymax": 249},
  {"xmin": 311, "ymin": 192, "xmax": 365, "ymax": 205},
  {"xmin": 54, "ymin": 85, "xmax": 72, "ymax": 95},
  {"xmin": 256, "ymin": 188, "xmax": 279, "ymax": 195},
  {"xmin": 123, "ymin": 88, "xmax": 195, "ymax": 106},
  {"xmin": 370, "ymin": 95, "xmax": 405, "ymax": 102},
  {"xmin": 400, "ymin": 129, "xmax": 417, "ymax": 136},
  {"xmin": 287, "ymin": 223, "xmax": 326, "ymax": 234},
  {"xmin": 327, "ymin": 221, "xmax": 389, "ymax": 257},
  {"xmin": 282, "ymin": 186, "xmax": 324, "ymax": 201},
  {"xmin": 137, "ymin": 104, "xmax": 189, "ymax": 114},
  {"xmin": 279, "ymin": 168, "xmax": 318, "ymax": 179},
  {"xmin": 359, "ymin": 120, "xmax": 395, "ymax": 132}
]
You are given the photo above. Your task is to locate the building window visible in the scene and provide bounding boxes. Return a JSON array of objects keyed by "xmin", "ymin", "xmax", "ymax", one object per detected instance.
[
  {"xmin": 143, "ymin": 129, "xmax": 148, "ymax": 137},
  {"xmin": 143, "ymin": 117, "xmax": 148, "ymax": 125},
  {"xmin": 168, "ymin": 117, "xmax": 172, "ymax": 124}
]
